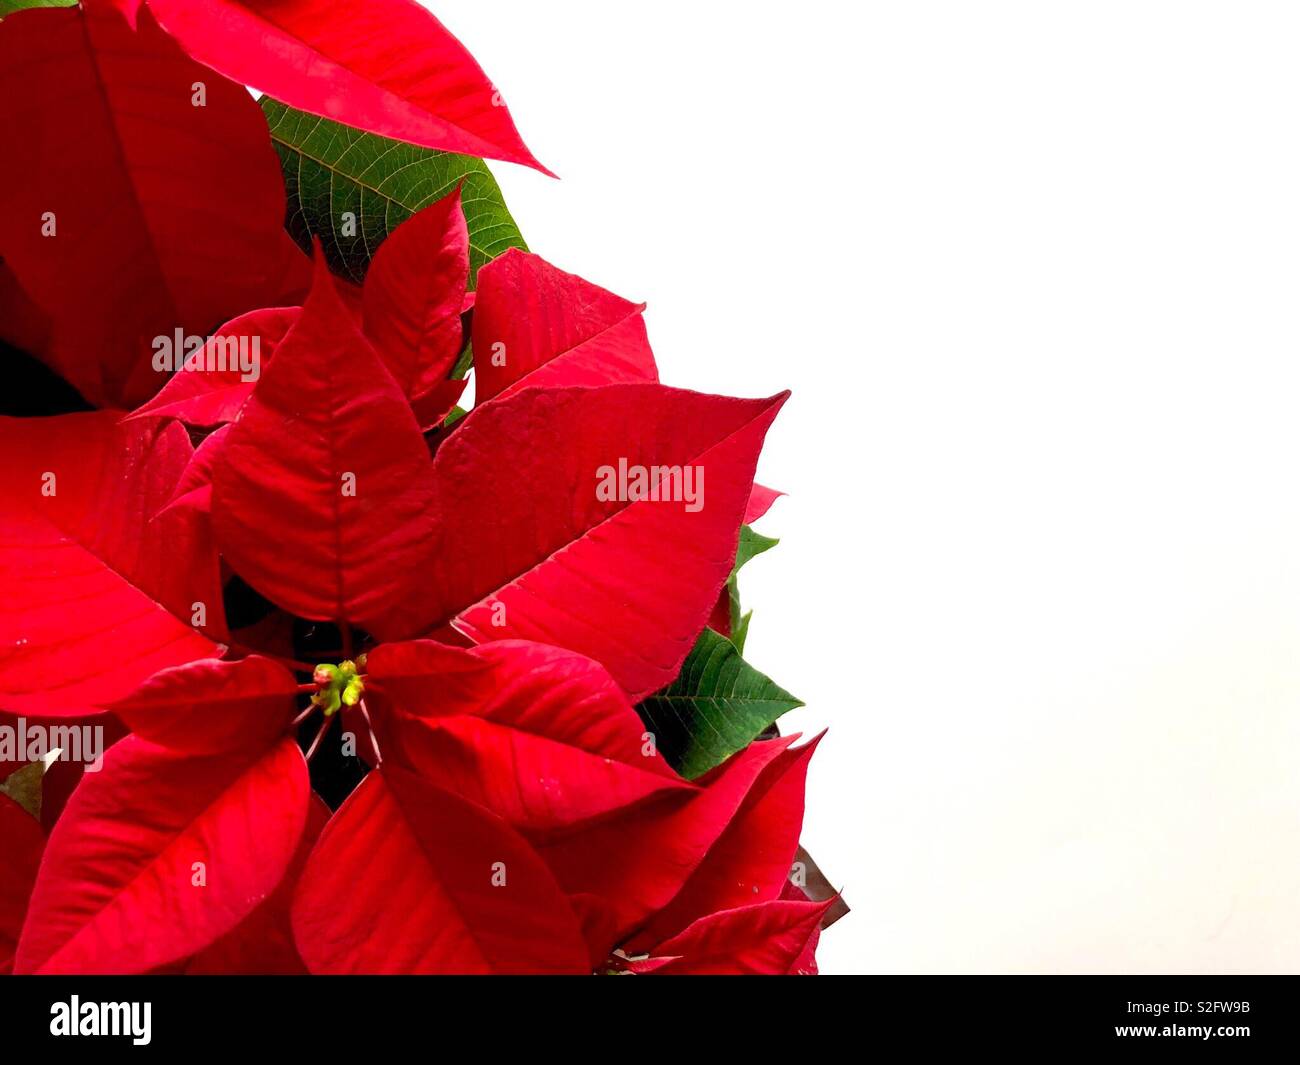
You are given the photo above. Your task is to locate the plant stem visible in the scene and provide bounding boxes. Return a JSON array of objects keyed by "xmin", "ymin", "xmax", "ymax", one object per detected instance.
[
  {"xmin": 357, "ymin": 697, "xmax": 383, "ymax": 766},
  {"xmin": 305, "ymin": 713, "xmax": 336, "ymax": 762}
]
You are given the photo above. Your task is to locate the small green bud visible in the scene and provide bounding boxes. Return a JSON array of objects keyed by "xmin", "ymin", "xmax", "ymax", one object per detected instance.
[
  {"xmin": 312, "ymin": 687, "xmax": 342, "ymax": 716},
  {"xmin": 309, "ymin": 658, "xmax": 366, "ymax": 718}
]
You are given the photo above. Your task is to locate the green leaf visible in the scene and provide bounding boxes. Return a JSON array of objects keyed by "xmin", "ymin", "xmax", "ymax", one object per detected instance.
[
  {"xmin": 260, "ymin": 97, "xmax": 527, "ymax": 286},
  {"xmin": 732, "ymin": 609, "xmax": 753, "ymax": 654},
  {"xmin": 733, "ymin": 525, "xmax": 779, "ymax": 577},
  {"xmin": 638, "ymin": 628, "xmax": 803, "ymax": 779},
  {"xmin": 0, "ymin": 0, "xmax": 75, "ymax": 15},
  {"xmin": 724, "ymin": 525, "xmax": 778, "ymax": 649},
  {"xmin": 0, "ymin": 760, "xmax": 43, "ymax": 821},
  {"xmin": 451, "ymin": 344, "xmax": 474, "ymax": 381}
]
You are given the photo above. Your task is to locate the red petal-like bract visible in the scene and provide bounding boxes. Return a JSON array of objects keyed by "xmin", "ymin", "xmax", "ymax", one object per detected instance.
[
  {"xmin": 383, "ymin": 384, "xmax": 787, "ymax": 701},
  {"xmin": 633, "ymin": 898, "xmax": 834, "ymax": 976},
  {"xmin": 538, "ymin": 737, "xmax": 797, "ymax": 948},
  {"xmin": 473, "ymin": 250, "xmax": 658, "ymax": 405},
  {"xmin": 107, "ymin": 656, "xmax": 298, "ymax": 755},
  {"xmin": 129, "ymin": 308, "xmax": 300, "ymax": 427},
  {"xmin": 745, "ymin": 483, "xmax": 784, "ymax": 524},
  {"xmin": 185, "ymin": 795, "xmax": 330, "ymax": 975},
  {"xmin": 0, "ymin": 4, "xmax": 290, "ymax": 408},
  {"xmin": 137, "ymin": 193, "xmax": 468, "ymax": 426},
  {"xmin": 629, "ymin": 734, "xmax": 821, "ymax": 951},
  {"xmin": 362, "ymin": 189, "xmax": 469, "ymax": 402},
  {"xmin": 779, "ymin": 879, "xmax": 824, "ymax": 975},
  {"xmin": 292, "ymin": 767, "xmax": 589, "ymax": 974},
  {"xmin": 0, "ymin": 414, "xmax": 220, "ymax": 715},
  {"xmin": 0, "ymin": 795, "xmax": 44, "ymax": 975},
  {"xmin": 211, "ymin": 256, "xmax": 438, "ymax": 629},
  {"xmin": 15, "ymin": 736, "xmax": 309, "ymax": 974},
  {"xmin": 118, "ymin": 0, "xmax": 551, "ymax": 173},
  {"xmin": 368, "ymin": 640, "xmax": 687, "ymax": 832},
  {"xmin": 159, "ymin": 424, "xmax": 231, "ymax": 517}
]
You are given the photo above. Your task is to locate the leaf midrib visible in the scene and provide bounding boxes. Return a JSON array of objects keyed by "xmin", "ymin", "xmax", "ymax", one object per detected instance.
[{"xmin": 267, "ymin": 120, "xmax": 501, "ymax": 263}]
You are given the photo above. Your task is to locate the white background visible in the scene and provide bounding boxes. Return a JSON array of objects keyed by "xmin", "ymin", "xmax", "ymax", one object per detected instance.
[{"xmin": 436, "ymin": 1, "xmax": 1300, "ymax": 973}]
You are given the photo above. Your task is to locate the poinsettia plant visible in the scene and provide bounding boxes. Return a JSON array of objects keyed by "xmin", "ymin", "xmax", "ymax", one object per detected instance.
[{"xmin": 0, "ymin": 0, "xmax": 843, "ymax": 975}]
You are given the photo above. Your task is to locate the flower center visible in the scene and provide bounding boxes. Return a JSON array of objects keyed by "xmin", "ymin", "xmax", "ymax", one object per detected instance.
[{"xmin": 311, "ymin": 657, "xmax": 365, "ymax": 716}]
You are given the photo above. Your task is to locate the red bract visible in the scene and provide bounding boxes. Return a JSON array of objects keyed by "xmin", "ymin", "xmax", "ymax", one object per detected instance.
[
  {"xmin": 0, "ymin": 414, "xmax": 221, "ymax": 715},
  {"xmin": 366, "ymin": 640, "xmax": 689, "ymax": 831},
  {"xmin": 626, "ymin": 734, "xmax": 824, "ymax": 953},
  {"xmin": 128, "ymin": 309, "xmax": 299, "ymax": 427},
  {"xmin": 386, "ymin": 383, "xmax": 788, "ymax": 699},
  {"xmin": 15, "ymin": 736, "xmax": 309, "ymax": 975},
  {"xmin": 0, "ymin": 3, "xmax": 299, "ymax": 408},
  {"xmin": 106, "ymin": 0, "xmax": 551, "ymax": 173},
  {"xmin": 537, "ymin": 736, "xmax": 806, "ymax": 950},
  {"xmin": 129, "ymin": 191, "xmax": 473, "ymax": 433},
  {"xmin": 210, "ymin": 255, "xmax": 440, "ymax": 631},
  {"xmin": 106, "ymin": 656, "xmax": 300, "ymax": 755},
  {"xmin": 472, "ymin": 248, "xmax": 658, "ymax": 403},
  {"xmin": 628, "ymin": 897, "xmax": 835, "ymax": 976},
  {"xmin": 362, "ymin": 187, "xmax": 470, "ymax": 404},
  {"xmin": 0, "ymin": 0, "xmax": 835, "ymax": 977},
  {"xmin": 291, "ymin": 767, "xmax": 591, "ymax": 975},
  {"xmin": 184, "ymin": 796, "xmax": 330, "ymax": 976}
]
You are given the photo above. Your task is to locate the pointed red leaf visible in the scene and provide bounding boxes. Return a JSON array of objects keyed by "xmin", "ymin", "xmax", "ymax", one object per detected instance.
[
  {"xmin": 368, "ymin": 640, "xmax": 687, "ymax": 832},
  {"xmin": 107, "ymin": 656, "xmax": 299, "ymax": 755},
  {"xmin": 0, "ymin": 413, "xmax": 220, "ymax": 716},
  {"xmin": 0, "ymin": 4, "xmax": 289, "ymax": 408},
  {"xmin": 536, "ymin": 737, "xmax": 797, "ymax": 950},
  {"xmin": 211, "ymin": 256, "xmax": 438, "ymax": 629},
  {"xmin": 152, "ymin": 453, "xmax": 230, "ymax": 642},
  {"xmin": 745, "ymin": 483, "xmax": 784, "ymax": 524},
  {"xmin": 15, "ymin": 735, "xmax": 309, "ymax": 974},
  {"xmin": 630, "ymin": 734, "xmax": 821, "ymax": 951},
  {"xmin": 473, "ymin": 250, "xmax": 657, "ymax": 405},
  {"xmin": 0, "ymin": 794, "xmax": 44, "ymax": 975},
  {"xmin": 185, "ymin": 794, "xmax": 330, "ymax": 975},
  {"xmin": 631, "ymin": 898, "xmax": 833, "ymax": 976},
  {"xmin": 159, "ymin": 424, "xmax": 231, "ymax": 517},
  {"xmin": 362, "ymin": 188, "xmax": 469, "ymax": 401},
  {"xmin": 380, "ymin": 384, "xmax": 787, "ymax": 701},
  {"xmin": 119, "ymin": 0, "xmax": 551, "ymax": 173},
  {"xmin": 129, "ymin": 308, "xmax": 299, "ymax": 427},
  {"xmin": 778, "ymin": 879, "xmax": 823, "ymax": 974},
  {"xmin": 292, "ymin": 767, "xmax": 589, "ymax": 974}
]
